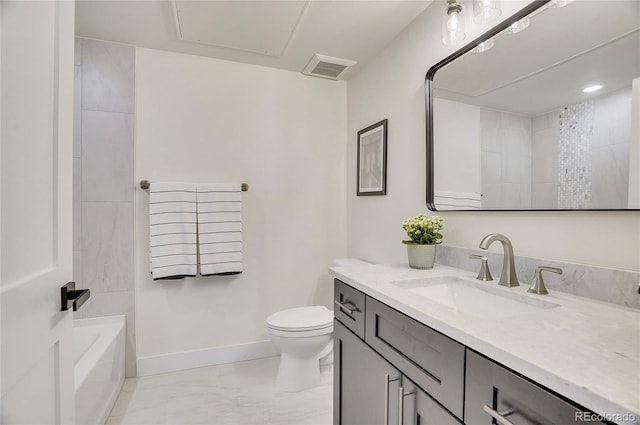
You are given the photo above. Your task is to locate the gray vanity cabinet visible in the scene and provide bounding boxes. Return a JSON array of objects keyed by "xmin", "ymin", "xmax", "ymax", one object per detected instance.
[
  {"xmin": 465, "ymin": 350, "xmax": 607, "ymax": 425},
  {"xmin": 334, "ymin": 279, "xmax": 607, "ymax": 425},
  {"xmin": 334, "ymin": 319, "xmax": 401, "ymax": 425},
  {"xmin": 334, "ymin": 319, "xmax": 459, "ymax": 425}
]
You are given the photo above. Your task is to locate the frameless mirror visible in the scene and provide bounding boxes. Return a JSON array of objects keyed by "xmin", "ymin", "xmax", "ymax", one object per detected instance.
[{"xmin": 426, "ymin": 0, "xmax": 640, "ymax": 211}]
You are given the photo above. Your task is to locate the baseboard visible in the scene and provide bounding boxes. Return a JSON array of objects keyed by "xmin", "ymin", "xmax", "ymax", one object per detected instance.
[{"xmin": 136, "ymin": 340, "xmax": 279, "ymax": 376}]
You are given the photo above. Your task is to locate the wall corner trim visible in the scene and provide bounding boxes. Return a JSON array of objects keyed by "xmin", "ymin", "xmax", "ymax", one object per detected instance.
[{"xmin": 136, "ymin": 340, "xmax": 279, "ymax": 377}]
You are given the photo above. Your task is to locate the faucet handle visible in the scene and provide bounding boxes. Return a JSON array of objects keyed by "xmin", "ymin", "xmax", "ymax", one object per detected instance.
[
  {"xmin": 528, "ymin": 266, "xmax": 563, "ymax": 295},
  {"xmin": 469, "ymin": 254, "xmax": 493, "ymax": 281}
]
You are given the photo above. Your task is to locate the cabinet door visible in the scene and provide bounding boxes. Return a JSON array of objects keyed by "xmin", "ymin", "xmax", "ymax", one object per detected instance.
[
  {"xmin": 334, "ymin": 320, "xmax": 400, "ymax": 425},
  {"xmin": 465, "ymin": 350, "xmax": 607, "ymax": 425},
  {"xmin": 399, "ymin": 377, "xmax": 461, "ymax": 425}
]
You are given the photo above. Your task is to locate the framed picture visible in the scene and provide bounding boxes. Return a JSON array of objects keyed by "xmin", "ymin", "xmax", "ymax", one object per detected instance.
[{"xmin": 357, "ymin": 119, "xmax": 387, "ymax": 196}]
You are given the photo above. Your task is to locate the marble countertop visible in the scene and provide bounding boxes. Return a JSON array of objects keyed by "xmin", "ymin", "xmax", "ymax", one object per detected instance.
[{"xmin": 329, "ymin": 261, "xmax": 640, "ymax": 425}]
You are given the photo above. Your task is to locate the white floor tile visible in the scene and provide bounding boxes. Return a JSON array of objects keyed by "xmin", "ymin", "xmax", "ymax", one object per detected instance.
[{"xmin": 108, "ymin": 356, "xmax": 332, "ymax": 425}]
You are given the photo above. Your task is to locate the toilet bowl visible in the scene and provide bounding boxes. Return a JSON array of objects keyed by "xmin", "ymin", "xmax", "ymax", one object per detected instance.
[{"xmin": 266, "ymin": 306, "xmax": 333, "ymax": 392}]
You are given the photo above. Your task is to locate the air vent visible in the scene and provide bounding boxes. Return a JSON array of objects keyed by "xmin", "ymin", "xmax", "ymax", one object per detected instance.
[{"xmin": 302, "ymin": 54, "xmax": 356, "ymax": 80}]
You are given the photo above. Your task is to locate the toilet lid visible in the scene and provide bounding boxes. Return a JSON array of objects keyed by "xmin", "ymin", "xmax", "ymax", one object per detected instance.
[{"xmin": 267, "ymin": 306, "xmax": 333, "ymax": 331}]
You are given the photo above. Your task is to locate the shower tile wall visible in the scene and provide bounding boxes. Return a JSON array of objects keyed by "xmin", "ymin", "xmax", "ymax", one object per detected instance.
[
  {"xmin": 531, "ymin": 88, "xmax": 631, "ymax": 209},
  {"xmin": 73, "ymin": 38, "xmax": 137, "ymax": 377},
  {"xmin": 591, "ymin": 89, "xmax": 632, "ymax": 208},
  {"xmin": 532, "ymin": 111, "xmax": 560, "ymax": 208},
  {"xmin": 480, "ymin": 109, "xmax": 532, "ymax": 209}
]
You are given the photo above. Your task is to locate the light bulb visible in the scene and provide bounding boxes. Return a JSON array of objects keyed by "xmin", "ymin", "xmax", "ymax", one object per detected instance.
[
  {"xmin": 473, "ymin": 0, "xmax": 501, "ymax": 24},
  {"xmin": 442, "ymin": 1, "xmax": 466, "ymax": 45}
]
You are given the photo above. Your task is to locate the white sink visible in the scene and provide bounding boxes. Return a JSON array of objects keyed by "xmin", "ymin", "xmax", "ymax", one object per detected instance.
[{"xmin": 392, "ymin": 276, "xmax": 559, "ymax": 320}]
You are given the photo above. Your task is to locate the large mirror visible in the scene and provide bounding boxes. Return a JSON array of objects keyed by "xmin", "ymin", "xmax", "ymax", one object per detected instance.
[{"xmin": 426, "ymin": 0, "xmax": 640, "ymax": 211}]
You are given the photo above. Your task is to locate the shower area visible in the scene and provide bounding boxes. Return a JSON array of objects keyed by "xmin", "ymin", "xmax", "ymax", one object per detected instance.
[{"xmin": 480, "ymin": 85, "xmax": 635, "ymax": 210}]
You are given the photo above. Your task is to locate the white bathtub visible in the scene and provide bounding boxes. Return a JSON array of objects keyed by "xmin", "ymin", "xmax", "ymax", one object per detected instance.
[{"xmin": 74, "ymin": 315, "xmax": 125, "ymax": 425}]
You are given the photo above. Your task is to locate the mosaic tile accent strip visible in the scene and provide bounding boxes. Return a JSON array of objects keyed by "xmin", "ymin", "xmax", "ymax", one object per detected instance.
[{"xmin": 557, "ymin": 101, "xmax": 594, "ymax": 209}]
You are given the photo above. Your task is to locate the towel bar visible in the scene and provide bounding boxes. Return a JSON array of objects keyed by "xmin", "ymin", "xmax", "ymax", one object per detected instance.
[{"xmin": 139, "ymin": 180, "xmax": 248, "ymax": 192}]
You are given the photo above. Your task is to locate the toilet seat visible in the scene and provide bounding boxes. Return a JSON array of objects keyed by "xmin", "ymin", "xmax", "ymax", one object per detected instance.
[{"xmin": 267, "ymin": 306, "xmax": 333, "ymax": 335}]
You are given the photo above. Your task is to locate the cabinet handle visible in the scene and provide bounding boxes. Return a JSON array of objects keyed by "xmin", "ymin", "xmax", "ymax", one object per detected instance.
[
  {"xmin": 482, "ymin": 405, "xmax": 516, "ymax": 425},
  {"xmin": 384, "ymin": 374, "xmax": 400, "ymax": 425},
  {"xmin": 398, "ymin": 386, "xmax": 415, "ymax": 425},
  {"xmin": 334, "ymin": 299, "xmax": 358, "ymax": 315}
]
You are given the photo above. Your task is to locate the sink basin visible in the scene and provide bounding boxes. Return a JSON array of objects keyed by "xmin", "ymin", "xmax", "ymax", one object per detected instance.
[{"xmin": 392, "ymin": 276, "xmax": 559, "ymax": 320}]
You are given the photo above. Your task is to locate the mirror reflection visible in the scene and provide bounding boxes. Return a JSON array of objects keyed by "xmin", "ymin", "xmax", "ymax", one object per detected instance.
[{"xmin": 429, "ymin": 0, "xmax": 640, "ymax": 211}]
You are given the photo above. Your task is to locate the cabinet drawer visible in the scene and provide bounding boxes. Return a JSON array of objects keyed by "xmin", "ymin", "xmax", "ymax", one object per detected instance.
[
  {"xmin": 365, "ymin": 296, "xmax": 465, "ymax": 419},
  {"xmin": 465, "ymin": 350, "xmax": 607, "ymax": 425},
  {"xmin": 334, "ymin": 279, "xmax": 366, "ymax": 339}
]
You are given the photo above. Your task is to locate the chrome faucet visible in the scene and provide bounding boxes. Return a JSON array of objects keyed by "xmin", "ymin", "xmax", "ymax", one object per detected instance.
[{"xmin": 478, "ymin": 233, "xmax": 519, "ymax": 287}]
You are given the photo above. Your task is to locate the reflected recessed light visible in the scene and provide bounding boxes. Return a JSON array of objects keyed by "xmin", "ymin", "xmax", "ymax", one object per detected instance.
[
  {"xmin": 472, "ymin": 39, "xmax": 494, "ymax": 53},
  {"xmin": 582, "ymin": 84, "xmax": 603, "ymax": 93},
  {"xmin": 506, "ymin": 17, "xmax": 530, "ymax": 34},
  {"xmin": 549, "ymin": 0, "xmax": 574, "ymax": 8}
]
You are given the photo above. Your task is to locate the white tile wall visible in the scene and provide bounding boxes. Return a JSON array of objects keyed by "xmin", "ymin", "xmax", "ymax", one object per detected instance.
[
  {"xmin": 480, "ymin": 108, "xmax": 532, "ymax": 209},
  {"xmin": 81, "ymin": 110, "xmax": 134, "ymax": 202},
  {"xmin": 73, "ymin": 37, "xmax": 137, "ymax": 377},
  {"xmin": 81, "ymin": 202, "xmax": 134, "ymax": 293},
  {"xmin": 82, "ymin": 39, "xmax": 135, "ymax": 113}
]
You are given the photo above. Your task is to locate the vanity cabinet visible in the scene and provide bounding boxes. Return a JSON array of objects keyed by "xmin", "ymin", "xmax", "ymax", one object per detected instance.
[
  {"xmin": 334, "ymin": 280, "xmax": 461, "ymax": 425},
  {"xmin": 334, "ymin": 320, "xmax": 459, "ymax": 425},
  {"xmin": 334, "ymin": 279, "xmax": 611, "ymax": 425},
  {"xmin": 464, "ymin": 350, "xmax": 608, "ymax": 425}
]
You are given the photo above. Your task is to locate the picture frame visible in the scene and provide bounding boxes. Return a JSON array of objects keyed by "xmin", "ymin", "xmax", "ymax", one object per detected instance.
[{"xmin": 357, "ymin": 119, "xmax": 388, "ymax": 196}]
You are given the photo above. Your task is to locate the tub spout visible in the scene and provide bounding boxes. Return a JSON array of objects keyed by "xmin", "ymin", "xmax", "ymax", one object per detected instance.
[{"xmin": 479, "ymin": 233, "xmax": 519, "ymax": 287}]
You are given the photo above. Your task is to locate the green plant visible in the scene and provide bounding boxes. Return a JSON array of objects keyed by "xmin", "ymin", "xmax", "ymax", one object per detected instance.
[{"xmin": 402, "ymin": 214, "xmax": 444, "ymax": 245}]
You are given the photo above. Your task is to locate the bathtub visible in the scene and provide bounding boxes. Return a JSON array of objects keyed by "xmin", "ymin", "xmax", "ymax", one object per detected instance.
[{"xmin": 74, "ymin": 315, "xmax": 125, "ymax": 425}]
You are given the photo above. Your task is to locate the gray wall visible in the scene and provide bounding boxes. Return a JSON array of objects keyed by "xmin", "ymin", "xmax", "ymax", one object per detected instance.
[{"xmin": 73, "ymin": 38, "xmax": 136, "ymax": 377}]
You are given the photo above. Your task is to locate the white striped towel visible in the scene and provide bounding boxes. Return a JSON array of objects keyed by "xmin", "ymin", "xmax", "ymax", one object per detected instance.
[
  {"xmin": 149, "ymin": 182, "xmax": 198, "ymax": 280},
  {"xmin": 434, "ymin": 191, "xmax": 482, "ymax": 210},
  {"xmin": 197, "ymin": 183, "xmax": 243, "ymax": 276}
]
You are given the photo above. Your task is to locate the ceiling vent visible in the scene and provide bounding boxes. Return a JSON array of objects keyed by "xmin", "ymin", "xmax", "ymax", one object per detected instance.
[{"xmin": 302, "ymin": 54, "xmax": 356, "ymax": 80}]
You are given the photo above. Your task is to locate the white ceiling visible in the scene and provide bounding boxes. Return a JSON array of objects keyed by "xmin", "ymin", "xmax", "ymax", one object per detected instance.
[
  {"xmin": 75, "ymin": 0, "xmax": 432, "ymax": 80},
  {"xmin": 433, "ymin": 0, "xmax": 640, "ymax": 116}
]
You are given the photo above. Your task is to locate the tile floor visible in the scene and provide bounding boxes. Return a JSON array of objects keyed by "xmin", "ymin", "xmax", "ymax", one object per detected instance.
[{"xmin": 106, "ymin": 356, "xmax": 333, "ymax": 425}]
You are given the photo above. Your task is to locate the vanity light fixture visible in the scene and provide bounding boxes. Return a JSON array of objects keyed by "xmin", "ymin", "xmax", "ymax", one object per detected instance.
[
  {"xmin": 472, "ymin": 39, "xmax": 494, "ymax": 53},
  {"xmin": 506, "ymin": 17, "xmax": 530, "ymax": 34},
  {"xmin": 582, "ymin": 84, "xmax": 603, "ymax": 93},
  {"xmin": 442, "ymin": 0, "xmax": 466, "ymax": 45},
  {"xmin": 473, "ymin": 0, "xmax": 501, "ymax": 24}
]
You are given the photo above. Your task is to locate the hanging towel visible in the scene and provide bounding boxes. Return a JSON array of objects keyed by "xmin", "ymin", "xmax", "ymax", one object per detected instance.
[
  {"xmin": 149, "ymin": 182, "xmax": 198, "ymax": 280},
  {"xmin": 434, "ymin": 191, "xmax": 482, "ymax": 210},
  {"xmin": 197, "ymin": 183, "xmax": 243, "ymax": 276}
]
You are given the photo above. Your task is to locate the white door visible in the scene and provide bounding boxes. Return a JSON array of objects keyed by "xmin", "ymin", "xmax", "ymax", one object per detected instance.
[{"xmin": 1, "ymin": 1, "xmax": 76, "ymax": 424}]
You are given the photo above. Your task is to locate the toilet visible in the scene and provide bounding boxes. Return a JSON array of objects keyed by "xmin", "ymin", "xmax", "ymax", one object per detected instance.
[{"xmin": 266, "ymin": 305, "xmax": 333, "ymax": 392}]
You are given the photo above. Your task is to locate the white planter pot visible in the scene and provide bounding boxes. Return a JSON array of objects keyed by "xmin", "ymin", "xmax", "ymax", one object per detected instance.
[{"xmin": 406, "ymin": 244, "xmax": 436, "ymax": 270}]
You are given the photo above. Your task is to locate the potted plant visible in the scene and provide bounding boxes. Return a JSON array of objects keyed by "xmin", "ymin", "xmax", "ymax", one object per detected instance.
[{"xmin": 402, "ymin": 214, "xmax": 444, "ymax": 269}]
